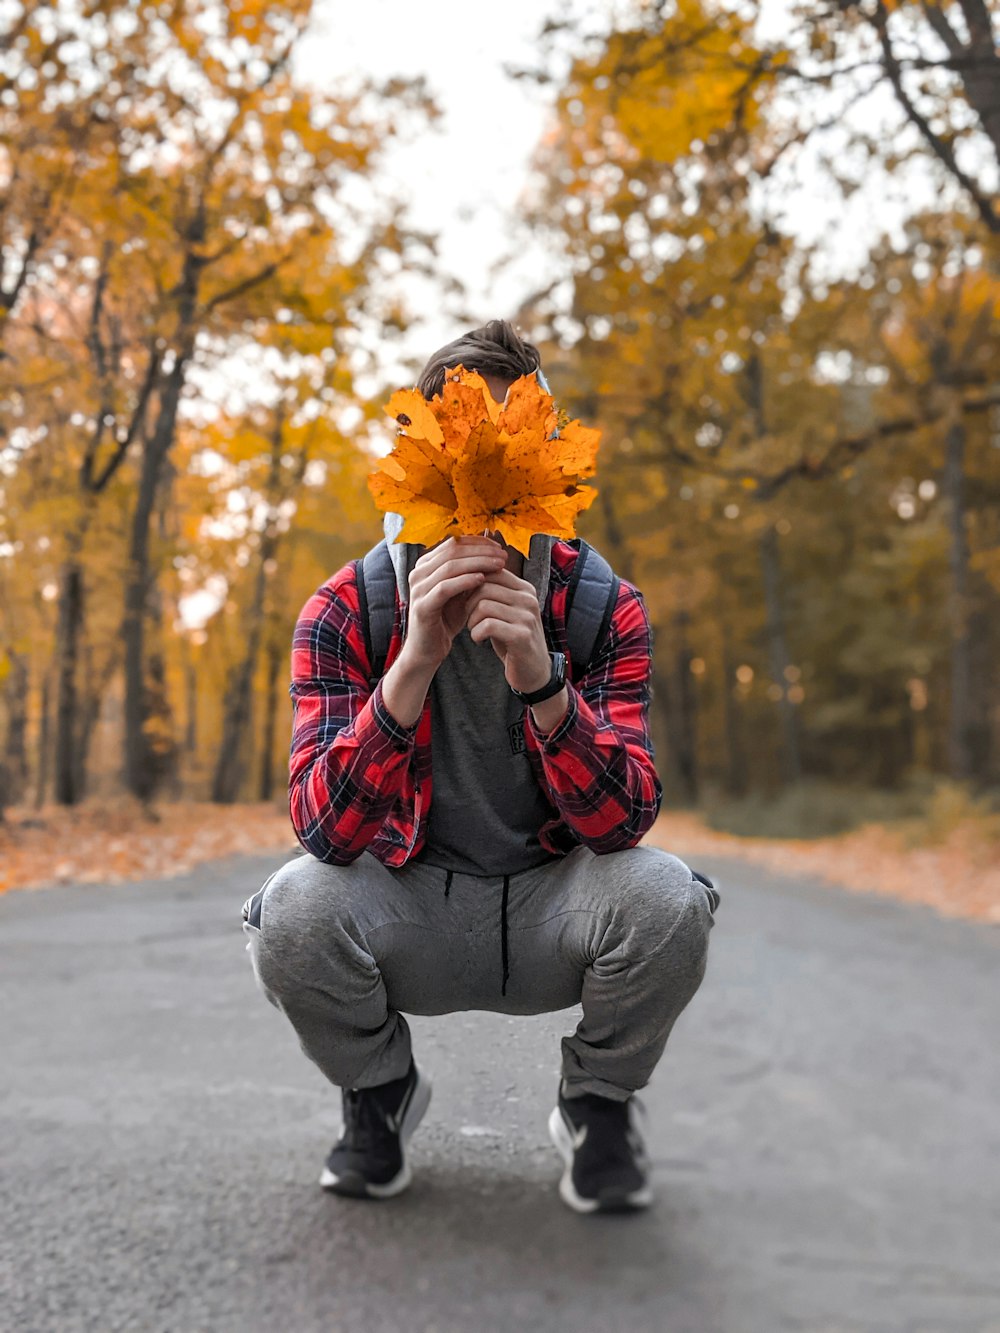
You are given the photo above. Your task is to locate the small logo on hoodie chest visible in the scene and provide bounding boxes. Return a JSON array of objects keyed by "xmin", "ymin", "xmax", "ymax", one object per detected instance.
[{"xmin": 508, "ymin": 720, "xmax": 526, "ymax": 755}]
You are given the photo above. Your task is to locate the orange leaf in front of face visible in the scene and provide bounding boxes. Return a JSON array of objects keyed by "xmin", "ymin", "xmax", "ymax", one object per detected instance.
[
  {"xmin": 496, "ymin": 374, "xmax": 558, "ymax": 437},
  {"xmin": 368, "ymin": 431, "xmax": 457, "ymax": 547},
  {"xmin": 533, "ymin": 481, "xmax": 598, "ymax": 535},
  {"xmin": 551, "ymin": 420, "xmax": 601, "ymax": 479},
  {"xmin": 451, "ymin": 420, "xmax": 597, "ymax": 555},
  {"xmin": 369, "ymin": 366, "xmax": 601, "ymax": 553},
  {"xmin": 383, "ymin": 388, "xmax": 444, "ymax": 447},
  {"xmin": 436, "ymin": 366, "xmax": 499, "ymax": 450}
]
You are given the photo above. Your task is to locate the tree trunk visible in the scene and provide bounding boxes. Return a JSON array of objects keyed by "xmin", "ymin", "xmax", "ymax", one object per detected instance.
[
  {"xmin": 943, "ymin": 417, "xmax": 973, "ymax": 781},
  {"xmin": 214, "ymin": 414, "xmax": 297, "ymax": 805},
  {"xmin": 35, "ymin": 672, "xmax": 52, "ymax": 809},
  {"xmin": 950, "ymin": 2, "xmax": 1000, "ymax": 163},
  {"xmin": 213, "ymin": 554, "xmax": 268, "ymax": 804},
  {"xmin": 670, "ymin": 610, "xmax": 699, "ymax": 804},
  {"xmin": 122, "ymin": 363, "xmax": 187, "ymax": 800},
  {"xmin": 720, "ymin": 615, "xmax": 748, "ymax": 796},
  {"xmin": 54, "ymin": 561, "xmax": 85, "ymax": 805},
  {"xmin": 3, "ymin": 647, "xmax": 30, "ymax": 799},
  {"xmin": 71, "ymin": 647, "xmax": 115, "ymax": 802},
  {"xmin": 184, "ymin": 643, "xmax": 198, "ymax": 757},
  {"xmin": 966, "ymin": 604, "xmax": 993, "ymax": 783},
  {"xmin": 123, "ymin": 226, "xmax": 199, "ymax": 801},
  {"xmin": 758, "ymin": 524, "xmax": 802, "ymax": 786},
  {"xmin": 258, "ymin": 635, "xmax": 282, "ymax": 803},
  {"xmin": 596, "ymin": 483, "xmax": 637, "ymax": 582}
]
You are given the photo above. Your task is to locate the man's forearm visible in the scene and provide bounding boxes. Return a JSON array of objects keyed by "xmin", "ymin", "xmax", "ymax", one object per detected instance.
[
  {"xmin": 527, "ymin": 686, "xmax": 662, "ymax": 851},
  {"xmin": 381, "ymin": 642, "xmax": 439, "ymax": 728},
  {"xmin": 530, "ymin": 687, "xmax": 569, "ymax": 735}
]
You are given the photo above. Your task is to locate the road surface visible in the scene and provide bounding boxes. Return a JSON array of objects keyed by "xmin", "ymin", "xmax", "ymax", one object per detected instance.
[{"xmin": 2, "ymin": 846, "xmax": 998, "ymax": 1332}]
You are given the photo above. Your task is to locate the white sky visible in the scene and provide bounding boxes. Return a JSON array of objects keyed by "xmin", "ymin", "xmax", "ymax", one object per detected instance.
[
  {"xmin": 296, "ymin": 0, "xmax": 563, "ymax": 380},
  {"xmin": 292, "ymin": 0, "xmax": 958, "ymax": 389}
]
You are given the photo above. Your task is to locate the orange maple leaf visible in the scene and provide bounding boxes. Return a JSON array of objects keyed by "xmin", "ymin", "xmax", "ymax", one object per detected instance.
[{"xmin": 369, "ymin": 366, "xmax": 600, "ymax": 555}]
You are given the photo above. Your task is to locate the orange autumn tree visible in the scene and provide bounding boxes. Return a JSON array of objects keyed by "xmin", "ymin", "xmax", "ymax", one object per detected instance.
[
  {"xmin": 369, "ymin": 368, "xmax": 601, "ymax": 554},
  {"xmin": 0, "ymin": 0, "xmax": 433, "ymax": 806}
]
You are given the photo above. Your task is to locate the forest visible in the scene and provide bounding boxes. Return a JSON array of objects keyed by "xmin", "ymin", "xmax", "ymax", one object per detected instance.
[{"xmin": 1, "ymin": 0, "xmax": 998, "ymax": 840}]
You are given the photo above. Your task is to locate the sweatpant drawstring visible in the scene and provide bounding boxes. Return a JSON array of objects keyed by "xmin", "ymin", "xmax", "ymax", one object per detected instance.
[
  {"xmin": 500, "ymin": 874, "xmax": 511, "ymax": 997},
  {"xmin": 444, "ymin": 870, "xmax": 453, "ymax": 899}
]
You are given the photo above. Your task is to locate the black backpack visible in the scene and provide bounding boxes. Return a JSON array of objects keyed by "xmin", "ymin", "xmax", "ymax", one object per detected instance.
[{"xmin": 354, "ymin": 538, "xmax": 620, "ymax": 683}]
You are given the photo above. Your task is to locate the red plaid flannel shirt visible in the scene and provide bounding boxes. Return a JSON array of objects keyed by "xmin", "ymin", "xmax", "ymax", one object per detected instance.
[{"xmin": 288, "ymin": 540, "xmax": 662, "ymax": 866}]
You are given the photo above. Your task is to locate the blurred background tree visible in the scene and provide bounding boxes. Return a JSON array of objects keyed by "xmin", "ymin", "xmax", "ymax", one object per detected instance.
[
  {"xmin": 514, "ymin": 0, "xmax": 999, "ymax": 814},
  {"xmin": 1, "ymin": 0, "xmax": 997, "ymax": 836},
  {"xmin": 1, "ymin": 0, "xmax": 431, "ymax": 810}
]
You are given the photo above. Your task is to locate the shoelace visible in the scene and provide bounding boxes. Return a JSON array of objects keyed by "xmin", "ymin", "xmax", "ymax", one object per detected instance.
[{"xmin": 341, "ymin": 1087, "xmax": 394, "ymax": 1154}]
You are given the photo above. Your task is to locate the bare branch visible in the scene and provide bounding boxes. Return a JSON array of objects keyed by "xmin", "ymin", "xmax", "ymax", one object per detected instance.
[
  {"xmin": 871, "ymin": 2, "xmax": 999, "ymax": 233},
  {"xmin": 920, "ymin": 3, "xmax": 965, "ymax": 58},
  {"xmin": 89, "ymin": 343, "xmax": 161, "ymax": 494},
  {"xmin": 201, "ymin": 255, "xmax": 290, "ymax": 313}
]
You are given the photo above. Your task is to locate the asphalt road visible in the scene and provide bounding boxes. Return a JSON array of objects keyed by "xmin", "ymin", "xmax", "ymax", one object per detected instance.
[{"xmin": 2, "ymin": 845, "xmax": 999, "ymax": 1333}]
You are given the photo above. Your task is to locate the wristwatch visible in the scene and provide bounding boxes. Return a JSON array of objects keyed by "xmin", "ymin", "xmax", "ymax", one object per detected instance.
[{"xmin": 512, "ymin": 652, "xmax": 567, "ymax": 705}]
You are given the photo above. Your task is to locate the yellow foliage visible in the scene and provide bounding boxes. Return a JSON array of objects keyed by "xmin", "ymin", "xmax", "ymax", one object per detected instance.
[{"xmin": 563, "ymin": 0, "xmax": 788, "ymax": 166}]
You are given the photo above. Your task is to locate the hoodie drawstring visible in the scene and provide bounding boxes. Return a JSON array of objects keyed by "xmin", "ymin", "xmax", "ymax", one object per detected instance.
[
  {"xmin": 444, "ymin": 870, "xmax": 453, "ymax": 899},
  {"xmin": 500, "ymin": 874, "xmax": 511, "ymax": 997}
]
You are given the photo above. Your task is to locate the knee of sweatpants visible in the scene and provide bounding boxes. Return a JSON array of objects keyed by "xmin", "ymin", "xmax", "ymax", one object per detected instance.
[
  {"xmin": 253, "ymin": 852, "xmax": 365, "ymax": 990},
  {"xmin": 606, "ymin": 845, "xmax": 712, "ymax": 957}
]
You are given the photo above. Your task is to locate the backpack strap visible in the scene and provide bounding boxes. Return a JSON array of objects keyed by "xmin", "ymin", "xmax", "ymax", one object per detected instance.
[
  {"xmin": 563, "ymin": 539, "xmax": 620, "ymax": 677},
  {"xmin": 355, "ymin": 539, "xmax": 397, "ymax": 682}
]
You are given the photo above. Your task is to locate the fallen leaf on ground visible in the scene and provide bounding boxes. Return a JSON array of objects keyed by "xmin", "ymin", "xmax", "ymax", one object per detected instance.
[{"xmin": 2, "ymin": 803, "xmax": 996, "ymax": 925}]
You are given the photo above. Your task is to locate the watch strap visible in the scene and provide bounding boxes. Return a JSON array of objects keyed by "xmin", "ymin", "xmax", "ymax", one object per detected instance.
[{"xmin": 512, "ymin": 652, "xmax": 567, "ymax": 705}]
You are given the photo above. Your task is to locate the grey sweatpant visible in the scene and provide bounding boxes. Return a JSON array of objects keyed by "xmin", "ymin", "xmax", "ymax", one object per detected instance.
[{"xmin": 243, "ymin": 844, "xmax": 716, "ymax": 1102}]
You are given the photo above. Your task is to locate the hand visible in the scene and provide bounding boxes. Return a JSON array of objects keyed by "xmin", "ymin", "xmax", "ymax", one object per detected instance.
[
  {"xmin": 465, "ymin": 567, "xmax": 552, "ymax": 694},
  {"xmin": 402, "ymin": 536, "xmax": 506, "ymax": 672}
]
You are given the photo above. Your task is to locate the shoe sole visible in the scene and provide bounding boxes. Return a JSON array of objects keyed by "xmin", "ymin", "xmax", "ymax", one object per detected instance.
[
  {"xmin": 547, "ymin": 1106, "xmax": 654, "ymax": 1215},
  {"xmin": 320, "ymin": 1071, "xmax": 432, "ymax": 1200}
]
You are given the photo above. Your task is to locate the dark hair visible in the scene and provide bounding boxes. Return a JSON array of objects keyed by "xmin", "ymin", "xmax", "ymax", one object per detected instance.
[{"xmin": 416, "ymin": 319, "xmax": 541, "ymax": 400}]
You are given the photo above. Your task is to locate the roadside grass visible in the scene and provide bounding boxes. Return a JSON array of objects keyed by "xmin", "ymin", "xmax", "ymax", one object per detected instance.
[{"xmin": 700, "ymin": 776, "xmax": 1000, "ymax": 845}]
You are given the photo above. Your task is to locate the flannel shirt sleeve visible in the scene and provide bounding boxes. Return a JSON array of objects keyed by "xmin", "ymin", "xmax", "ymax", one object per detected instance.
[
  {"xmin": 288, "ymin": 577, "xmax": 415, "ymax": 864},
  {"xmin": 526, "ymin": 581, "xmax": 662, "ymax": 852}
]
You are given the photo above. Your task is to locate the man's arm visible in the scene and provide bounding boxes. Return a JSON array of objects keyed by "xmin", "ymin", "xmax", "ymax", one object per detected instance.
[
  {"xmin": 289, "ymin": 540, "xmax": 507, "ymax": 862},
  {"xmin": 288, "ymin": 573, "xmax": 417, "ymax": 864},
  {"xmin": 527, "ymin": 583, "xmax": 661, "ymax": 852}
]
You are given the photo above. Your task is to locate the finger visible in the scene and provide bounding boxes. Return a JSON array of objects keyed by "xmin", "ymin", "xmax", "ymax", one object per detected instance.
[
  {"xmin": 467, "ymin": 610, "xmax": 536, "ymax": 644},
  {"xmin": 413, "ymin": 545, "xmax": 505, "ymax": 587},
  {"xmin": 481, "ymin": 567, "xmax": 533, "ymax": 591},
  {"xmin": 467, "ymin": 583, "xmax": 540, "ymax": 621},
  {"xmin": 468, "ymin": 616, "xmax": 510, "ymax": 646},
  {"xmin": 411, "ymin": 553, "xmax": 505, "ymax": 597},
  {"xmin": 467, "ymin": 619, "xmax": 536, "ymax": 656},
  {"xmin": 415, "ymin": 535, "xmax": 503, "ymax": 574},
  {"xmin": 465, "ymin": 597, "xmax": 523, "ymax": 629},
  {"xmin": 421, "ymin": 571, "xmax": 490, "ymax": 614}
]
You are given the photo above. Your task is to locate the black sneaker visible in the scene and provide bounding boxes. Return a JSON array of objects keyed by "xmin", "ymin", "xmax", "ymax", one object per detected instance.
[
  {"xmin": 548, "ymin": 1087, "xmax": 653, "ymax": 1213},
  {"xmin": 320, "ymin": 1061, "xmax": 431, "ymax": 1199}
]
